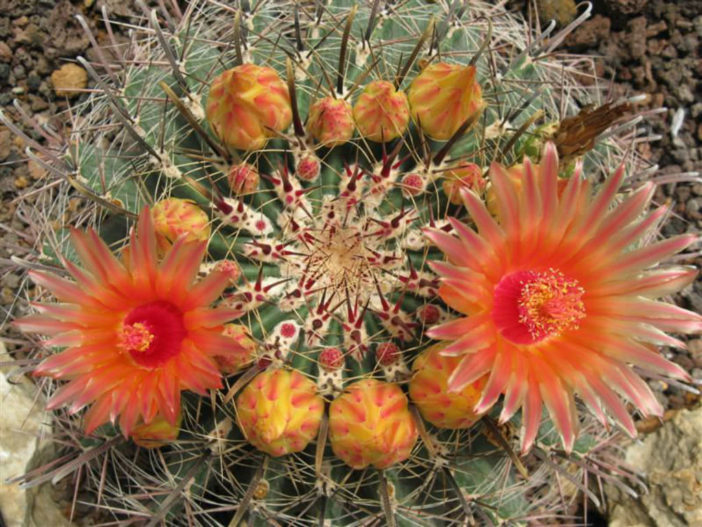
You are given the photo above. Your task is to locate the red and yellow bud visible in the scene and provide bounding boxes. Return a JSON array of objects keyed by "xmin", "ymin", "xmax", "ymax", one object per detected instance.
[
  {"xmin": 400, "ymin": 173, "xmax": 424, "ymax": 197},
  {"xmin": 297, "ymin": 155, "xmax": 321, "ymax": 181},
  {"xmin": 206, "ymin": 64, "xmax": 292, "ymax": 151},
  {"xmin": 151, "ymin": 198, "xmax": 211, "ymax": 243},
  {"xmin": 131, "ymin": 413, "xmax": 182, "ymax": 448},
  {"xmin": 228, "ymin": 162, "xmax": 260, "ymax": 195},
  {"xmin": 353, "ymin": 80, "xmax": 410, "ymax": 142},
  {"xmin": 442, "ymin": 162, "xmax": 486, "ymax": 205},
  {"xmin": 375, "ymin": 342, "xmax": 400, "ymax": 366},
  {"xmin": 329, "ymin": 379, "xmax": 417, "ymax": 469},
  {"xmin": 408, "ymin": 62, "xmax": 483, "ymax": 141},
  {"xmin": 236, "ymin": 369, "xmax": 324, "ymax": 456},
  {"xmin": 307, "ymin": 97, "xmax": 355, "ymax": 146},
  {"xmin": 213, "ymin": 259, "xmax": 241, "ymax": 284},
  {"xmin": 409, "ymin": 344, "xmax": 487, "ymax": 429},
  {"xmin": 416, "ymin": 304, "xmax": 440, "ymax": 325},
  {"xmin": 215, "ymin": 324, "xmax": 257, "ymax": 374},
  {"xmin": 319, "ymin": 347, "xmax": 344, "ymax": 372}
]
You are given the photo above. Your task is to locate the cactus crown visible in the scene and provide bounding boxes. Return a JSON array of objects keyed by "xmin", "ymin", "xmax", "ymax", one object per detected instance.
[{"xmin": 7, "ymin": 0, "xmax": 663, "ymax": 525}]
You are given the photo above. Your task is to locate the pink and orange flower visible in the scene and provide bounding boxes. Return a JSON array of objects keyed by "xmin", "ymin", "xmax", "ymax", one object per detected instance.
[
  {"xmin": 15, "ymin": 208, "xmax": 243, "ymax": 438},
  {"xmin": 425, "ymin": 143, "xmax": 701, "ymax": 453}
]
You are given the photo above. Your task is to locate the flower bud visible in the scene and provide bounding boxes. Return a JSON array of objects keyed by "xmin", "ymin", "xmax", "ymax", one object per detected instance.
[
  {"xmin": 307, "ymin": 97, "xmax": 355, "ymax": 146},
  {"xmin": 131, "ymin": 413, "xmax": 181, "ymax": 448},
  {"xmin": 236, "ymin": 369, "xmax": 324, "ymax": 456},
  {"xmin": 409, "ymin": 344, "xmax": 487, "ymax": 429},
  {"xmin": 442, "ymin": 162, "xmax": 486, "ymax": 205},
  {"xmin": 215, "ymin": 324, "xmax": 258, "ymax": 374},
  {"xmin": 228, "ymin": 162, "xmax": 260, "ymax": 195},
  {"xmin": 408, "ymin": 62, "xmax": 483, "ymax": 141},
  {"xmin": 297, "ymin": 155, "xmax": 321, "ymax": 182},
  {"xmin": 329, "ymin": 379, "xmax": 417, "ymax": 469},
  {"xmin": 375, "ymin": 342, "xmax": 400, "ymax": 366},
  {"xmin": 206, "ymin": 64, "xmax": 292, "ymax": 151},
  {"xmin": 319, "ymin": 347, "xmax": 345, "ymax": 372},
  {"xmin": 353, "ymin": 81, "xmax": 410, "ymax": 142},
  {"xmin": 400, "ymin": 173, "xmax": 424, "ymax": 197},
  {"xmin": 151, "ymin": 198, "xmax": 210, "ymax": 243}
]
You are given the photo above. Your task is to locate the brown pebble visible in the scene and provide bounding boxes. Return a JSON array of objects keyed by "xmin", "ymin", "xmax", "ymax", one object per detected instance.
[
  {"xmin": 14, "ymin": 175, "xmax": 29, "ymax": 189},
  {"xmin": 28, "ymin": 159, "xmax": 47, "ymax": 180},
  {"xmin": 0, "ymin": 42, "xmax": 11, "ymax": 62},
  {"xmin": 51, "ymin": 63, "xmax": 88, "ymax": 98}
]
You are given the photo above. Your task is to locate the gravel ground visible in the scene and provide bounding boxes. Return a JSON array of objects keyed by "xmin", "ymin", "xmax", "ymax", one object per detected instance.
[{"xmin": 0, "ymin": 0, "xmax": 700, "ymax": 524}]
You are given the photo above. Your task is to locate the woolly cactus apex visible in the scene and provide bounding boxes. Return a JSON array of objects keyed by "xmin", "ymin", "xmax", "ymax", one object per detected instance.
[
  {"xmin": 409, "ymin": 344, "xmax": 487, "ymax": 429},
  {"xmin": 307, "ymin": 96, "xmax": 355, "ymax": 146},
  {"xmin": 352, "ymin": 80, "xmax": 410, "ymax": 142},
  {"xmin": 329, "ymin": 379, "xmax": 417, "ymax": 469},
  {"xmin": 151, "ymin": 198, "xmax": 211, "ymax": 243},
  {"xmin": 409, "ymin": 62, "xmax": 484, "ymax": 140},
  {"xmin": 206, "ymin": 64, "xmax": 292, "ymax": 150},
  {"xmin": 236, "ymin": 369, "xmax": 324, "ymax": 456}
]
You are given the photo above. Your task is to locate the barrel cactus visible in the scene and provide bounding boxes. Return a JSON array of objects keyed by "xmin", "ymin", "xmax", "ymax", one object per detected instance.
[{"xmin": 7, "ymin": 0, "xmax": 700, "ymax": 525}]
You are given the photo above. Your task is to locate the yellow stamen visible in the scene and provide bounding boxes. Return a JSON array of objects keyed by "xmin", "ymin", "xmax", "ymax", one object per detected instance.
[{"xmin": 119, "ymin": 322, "xmax": 155, "ymax": 353}]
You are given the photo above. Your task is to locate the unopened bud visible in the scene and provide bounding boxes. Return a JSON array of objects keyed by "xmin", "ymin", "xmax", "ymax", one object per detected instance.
[{"xmin": 353, "ymin": 80, "xmax": 410, "ymax": 142}]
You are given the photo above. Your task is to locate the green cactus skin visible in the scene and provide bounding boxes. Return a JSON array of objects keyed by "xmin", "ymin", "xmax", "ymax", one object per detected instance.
[{"xmin": 8, "ymin": 1, "xmax": 651, "ymax": 525}]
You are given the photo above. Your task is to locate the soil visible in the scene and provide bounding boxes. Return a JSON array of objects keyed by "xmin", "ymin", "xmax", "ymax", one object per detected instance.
[{"xmin": 0, "ymin": 0, "xmax": 700, "ymax": 524}]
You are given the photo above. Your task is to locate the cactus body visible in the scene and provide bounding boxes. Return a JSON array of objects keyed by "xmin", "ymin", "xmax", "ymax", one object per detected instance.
[{"xmin": 10, "ymin": 0, "xmax": 673, "ymax": 525}]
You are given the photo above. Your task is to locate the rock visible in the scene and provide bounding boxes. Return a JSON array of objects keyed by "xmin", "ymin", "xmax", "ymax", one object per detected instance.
[
  {"xmin": 628, "ymin": 17, "xmax": 648, "ymax": 60},
  {"xmin": 535, "ymin": 0, "xmax": 577, "ymax": 27},
  {"xmin": 27, "ymin": 72, "xmax": 41, "ymax": 91},
  {"xmin": 28, "ymin": 94, "xmax": 48, "ymax": 112},
  {"xmin": 608, "ymin": 0, "xmax": 648, "ymax": 17},
  {"xmin": 565, "ymin": 14, "xmax": 611, "ymax": 49},
  {"xmin": 0, "ymin": 127, "xmax": 11, "ymax": 161},
  {"xmin": 0, "ymin": 17, "xmax": 9, "ymax": 39},
  {"xmin": 0, "ymin": 342, "xmax": 51, "ymax": 527},
  {"xmin": 0, "ymin": 63, "xmax": 10, "ymax": 83},
  {"xmin": 608, "ymin": 408, "xmax": 702, "ymax": 527},
  {"xmin": 0, "ymin": 41, "xmax": 11, "ymax": 62},
  {"xmin": 27, "ymin": 159, "xmax": 47, "ymax": 180},
  {"xmin": 50, "ymin": 63, "xmax": 87, "ymax": 98},
  {"xmin": 686, "ymin": 198, "xmax": 701, "ymax": 219}
]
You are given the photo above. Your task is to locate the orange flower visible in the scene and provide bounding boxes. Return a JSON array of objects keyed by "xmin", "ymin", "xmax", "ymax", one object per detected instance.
[
  {"xmin": 425, "ymin": 143, "xmax": 701, "ymax": 453},
  {"xmin": 15, "ymin": 208, "xmax": 242, "ymax": 437}
]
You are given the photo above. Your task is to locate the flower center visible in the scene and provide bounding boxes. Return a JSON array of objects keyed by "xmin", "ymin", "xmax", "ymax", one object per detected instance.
[
  {"xmin": 492, "ymin": 269, "xmax": 585, "ymax": 344},
  {"xmin": 118, "ymin": 301, "xmax": 186, "ymax": 368}
]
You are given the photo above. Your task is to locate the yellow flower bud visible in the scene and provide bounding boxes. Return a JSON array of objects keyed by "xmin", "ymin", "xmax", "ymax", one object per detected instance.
[
  {"xmin": 353, "ymin": 81, "xmax": 410, "ymax": 142},
  {"xmin": 329, "ymin": 379, "xmax": 417, "ymax": 469},
  {"xmin": 215, "ymin": 324, "xmax": 258, "ymax": 374},
  {"xmin": 236, "ymin": 369, "xmax": 324, "ymax": 456},
  {"xmin": 228, "ymin": 162, "xmax": 260, "ymax": 195},
  {"xmin": 151, "ymin": 198, "xmax": 210, "ymax": 243},
  {"xmin": 206, "ymin": 64, "xmax": 292, "ymax": 151},
  {"xmin": 409, "ymin": 344, "xmax": 487, "ymax": 429},
  {"xmin": 131, "ymin": 413, "xmax": 181, "ymax": 448},
  {"xmin": 307, "ymin": 97, "xmax": 355, "ymax": 146},
  {"xmin": 408, "ymin": 62, "xmax": 483, "ymax": 141},
  {"xmin": 441, "ymin": 162, "xmax": 486, "ymax": 205}
]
